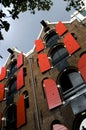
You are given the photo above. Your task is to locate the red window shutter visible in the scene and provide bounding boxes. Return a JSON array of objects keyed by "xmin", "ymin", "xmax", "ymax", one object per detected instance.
[
  {"xmin": 0, "ymin": 66, "xmax": 6, "ymax": 81},
  {"xmin": 17, "ymin": 95, "xmax": 26, "ymax": 128},
  {"xmin": 17, "ymin": 68, "xmax": 24, "ymax": 90},
  {"xmin": 53, "ymin": 124, "xmax": 69, "ymax": 130},
  {"xmin": 78, "ymin": 54, "xmax": 86, "ymax": 82},
  {"xmin": 38, "ymin": 54, "xmax": 51, "ymax": 73},
  {"xmin": 35, "ymin": 39, "xmax": 45, "ymax": 53},
  {"xmin": 56, "ymin": 21, "xmax": 68, "ymax": 36},
  {"xmin": 17, "ymin": 52, "xmax": 24, "ymax": 68},
  {"xmin": 43, "ymin": 79, "xmax": 62, "ymax": 110},
  {"xmin": 0, "ymin": 84, "xmax": 4, "ymax": 102},
  {"xmin": 64, "ymin": 32, "xmax": 80, "ymax": 54}
]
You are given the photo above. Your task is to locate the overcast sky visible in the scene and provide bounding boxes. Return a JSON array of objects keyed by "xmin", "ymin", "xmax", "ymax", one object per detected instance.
[{"xmin": 0, "ymin": 0, "xmax": 75, "ymax": 68}]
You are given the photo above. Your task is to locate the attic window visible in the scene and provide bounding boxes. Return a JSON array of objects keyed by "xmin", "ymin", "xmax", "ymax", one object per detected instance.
[
  {"xmin": 49, "ymin": 44, "xmax": 69, "ymax": 71},
  {"xmin": 44, "ymin": 30, "xmax": 59, "ymax": 47}
]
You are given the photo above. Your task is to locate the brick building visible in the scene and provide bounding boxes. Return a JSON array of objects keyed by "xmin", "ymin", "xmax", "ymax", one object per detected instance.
[{"xmin": 0, "ymin": 13, "xmax": 86, "ymax": 130}]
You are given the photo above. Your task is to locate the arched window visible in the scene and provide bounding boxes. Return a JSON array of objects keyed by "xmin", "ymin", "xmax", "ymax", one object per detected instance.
[
  {"xmin": 2, "ymin": 104, "xmax": 17, "ymax": 130},
  {"xmin": 73, "ymin": 112, "xmax": 86, "ymax": 130},
  {"xmin": 49, "ymin": 44, "xmax": 69, "ymax": 71},
  {"xmin": 7, "ymin": 59, "xmax": 17, "ymax": 77},
  {"xmin": 57, "ymin": 67, "xmax": 85, "ymax": 100},
  {"xmin": 44, "ymin": 30, "xmax": 59, "ymax": 47},
  {"xmin": 6, "ymin": 77, "xmax": 16, "ymax": 105},
  {"xmin": 51, "ymin": 120, "xmax": 69, "ymax": 130}
]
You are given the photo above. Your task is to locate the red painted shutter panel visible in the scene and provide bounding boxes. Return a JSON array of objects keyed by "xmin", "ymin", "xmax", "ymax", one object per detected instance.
[
  {"xmin": 17, "ymin": 95, "xmax": 26, "ymax": 128},
  {"xmin": 0, "ymin": 84, "xmax": 4, "ymax": 102},
  {"xmin": 0, "ymin": 66, "xmax": 6, "ymax": 81},
  {"xmin": 17, "ymin": 68, "xmax": 24, "ymax": 90},
  {"xmin": 44, "ymin": 79, "xmax": 62, "ymax": 110},
  {"xmin": 17, "ymin": 52, "xmax": 24, "ymax": 68},
  {"xmin": 78, "ymin": 54, "xmax": 86, "ymax": 82},
  {"xmin": 38, "ymin": 54, "xmax": 51, "ymax": 73},
  {"xmin": 64, "ymin": 32, "xmax": 80, "ymax": 54},
  {"xmin": 56, "ymin": 21, "xmax": 68, "ymax": 36},
  {"xmin": 35, "ymin": 39, "xmax": 45, "ymax": 53},
  {"xmin": 53, "ymin": 124, "xmax": 69, "ymax": 130}
]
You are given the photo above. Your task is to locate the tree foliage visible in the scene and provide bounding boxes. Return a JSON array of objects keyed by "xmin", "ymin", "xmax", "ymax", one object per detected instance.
[
  {"xmin": 0, "ymin": 0, "xmax": 53, "ymax": 40},
  {"xmin": 64, "ymin": 0, "xmax": 85, "ymax": 11},
  {"xmin": 0, "ymin": 0, "xmax": 85, "ymax": 40}
]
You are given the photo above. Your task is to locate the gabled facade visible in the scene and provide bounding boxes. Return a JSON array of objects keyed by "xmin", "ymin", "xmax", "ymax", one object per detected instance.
[{"xmin": 0, "ymin": 17, "xmax": 86, "ymax": 130}]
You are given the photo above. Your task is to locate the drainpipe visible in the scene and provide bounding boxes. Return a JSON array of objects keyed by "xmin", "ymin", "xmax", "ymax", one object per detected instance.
[{"xmin": 29, "ymin": 56, "xmax": 41, "ymax": 130}]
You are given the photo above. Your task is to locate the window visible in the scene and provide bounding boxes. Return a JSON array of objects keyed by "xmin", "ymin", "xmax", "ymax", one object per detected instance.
[
  {"xmin": 81, "ymin": 10, "xmax": 86, "ymax": 17},
  {"xmin": 23, "ymin": 90, "xmax": 29, "ymax": 108},
  {"xmin": 7, "ymin": 77, "xmax": 16, "ymax": 95},
  {"xmin": 57, "ymin": 67, "xmax": 86, "ymax": 100},
  {"xmin": 3, "ymin": 104, "xmax": 17, "ymax": 130},
  {"xmin": 73, "ymin": 112, "xmax": 86, "ymax": 130},
  {"xmin": 6, "ymin": 77, "xmax": 16, "ymax": 105},
  {"xmin": 44, "ymin": 30, "xmax": 59, "ymax": 47},
  {"xmin": 49, "ymin": 44, "xmax": 69, "ymax": 71},
  {"xmin": 7, "ymin": 59, "xmax": 17, "ymax": 77},
  {"xmin": 23, "ymin": 67, "xmax": 27, "ymax": 76},
  {"xmin": 70, "ymin": 94, "xmax": 86, "ymax": 115}
]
